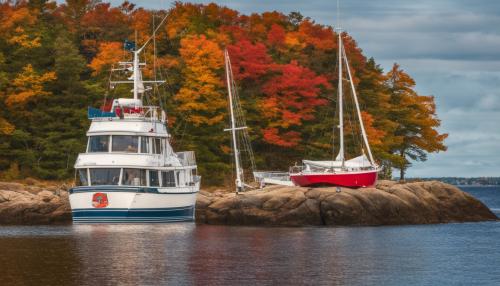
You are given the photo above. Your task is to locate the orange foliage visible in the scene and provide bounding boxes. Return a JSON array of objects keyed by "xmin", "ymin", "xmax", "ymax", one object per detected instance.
[
  {"xmin": 0, "ymin": 118, "xmax": 15, "ymax": 135},
  {"xmin": 165, "ymin": 3, "xmax": 200, "ymax": 38},
  {"xmin": 175, "ymin": 35, "xmax": 225, "ymax": 126},
  {"xmin": 6, "ymin": 64, "xmax": 56, "ymax": 106},
  {"xmin": 0, "ymin": 6, "xmax": 41, "ymax": 49},
  {"xmin": 89, "ymin": 42, "xmax": 124, "ymax": 75},
  {"xmin": 361, "ymin": 111, "xmax": 385, "ymax": 146},
  {"xmin": 285, "ymin": 21, "xmax": 335, "ymax": 50},
  {"xmin": 130, "ymin": 8, "xmax": 152, "ymax": 43}
]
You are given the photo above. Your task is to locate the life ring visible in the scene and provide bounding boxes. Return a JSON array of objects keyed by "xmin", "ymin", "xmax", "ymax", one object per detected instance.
[{"xmin": 92, "ymin": 193, "xmax": 109, "ymax": 208}]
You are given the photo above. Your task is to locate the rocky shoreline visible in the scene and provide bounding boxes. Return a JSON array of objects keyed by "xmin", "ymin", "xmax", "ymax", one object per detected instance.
[
  {"xmin": 196, "ymin": 180, "xmax": 498, "ymax": 226},
  {"xmin": 0, "ymin": 180, "xmax": 497, "ymax": 226},
  {"xmin": 0, "ymin": 182, "xmax": 71, "ymax": 225}
]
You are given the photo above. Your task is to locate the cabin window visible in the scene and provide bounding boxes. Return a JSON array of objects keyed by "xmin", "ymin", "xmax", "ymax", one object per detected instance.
[
  {"xmin": 122, "ymin": 168, "xmax": 146, "ymax": 186},
  {"xmin": 162, "ymin": 171, "xmax": 176, "ymax": 187},
  {"xmin": 149, "ymin": 170, "xmax": 160, "ymax": 187},
  {"xmin": 112, "ymin": 135, "xmax": 138, "ymax": 153},
  {"xmin": 76, "ymin": 169, "xmax": 88, "ymax": 186},
  {"xmin": 140, "ymin": 136, "xmax": 150, "ymax": 153},
  {"xmin": 89, "ymin": 168, "xmax": 120, "ymax": 185},
  {"xmin": 88, "ymin": 136, "xmax": 109, "ymax": 152},
  {"xmin": 153, "ymin": 138, "xmax": 162, "ymax": 154}
]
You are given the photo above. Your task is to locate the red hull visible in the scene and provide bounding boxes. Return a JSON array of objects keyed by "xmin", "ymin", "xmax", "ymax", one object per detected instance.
[{"xmin": 290, "ymin": 170, "xmax": 378, "ymax": 188}]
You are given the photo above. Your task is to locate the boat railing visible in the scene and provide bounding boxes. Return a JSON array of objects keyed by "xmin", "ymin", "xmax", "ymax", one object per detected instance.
[
  {"xmin": 289, "ymin": 164, "xmax": 377, "ymax": 174},
  {"xmin": 253, "ymin": 171, "xmax": 290, "ymax": 182},
  {"xmin": 176, "ymin": 151, "xmax": 196, "ymax": 166},
  {"xmin": 88, "ymin": 106, "xmax": 163, "ymax": 121}
]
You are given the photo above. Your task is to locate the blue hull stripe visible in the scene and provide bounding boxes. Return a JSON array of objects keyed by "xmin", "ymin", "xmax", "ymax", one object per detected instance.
[
  {"xmin": 73, "ymin": 219, "xmax": 194, "ymax": 224},
  {"xmin": 71, "ymin": 206, "xmax": 194, "ymax": 223}
]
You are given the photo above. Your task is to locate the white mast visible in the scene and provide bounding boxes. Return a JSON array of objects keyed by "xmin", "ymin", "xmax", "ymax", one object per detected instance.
[
  {"xmin": 342, "ymin": 48, "xmax": 375, "ymax": 165},
  {"xmin": 337, "ymin": 30, "xmax": 345, "ymax": 167},
  {"xmin": 133, "ymin": 49, "xmax": 140, "ymax": 100},
  {"xmin": 130, "ymin": 15, "xmax": 170, "ymax": 102},
  {"xmin": 224, "ymin": 49, "xmax": 243, "ymax": 193}
]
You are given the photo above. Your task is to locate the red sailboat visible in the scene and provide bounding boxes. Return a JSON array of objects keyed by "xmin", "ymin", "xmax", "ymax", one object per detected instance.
[{"xmin": 289, "ymin": 24, "xmax": 379, "ymax": 188}]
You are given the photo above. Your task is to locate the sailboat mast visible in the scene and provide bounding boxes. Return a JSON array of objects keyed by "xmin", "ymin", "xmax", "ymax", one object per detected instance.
[
  {"xmin": 337, "ymin": 30, "xmax": 345, "ymax": 167},
  {"xmin": 342, "ymin": 48, "xmax": 375, "ymax": 165},
  {"xmin": 224, "ymin": 49, "xmax": 243, "ymax": 193}
]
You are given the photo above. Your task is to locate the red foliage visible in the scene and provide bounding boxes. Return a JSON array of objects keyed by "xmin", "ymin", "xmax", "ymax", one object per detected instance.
[
  {"xmin": 81, "ymin": 3, "xmax": 128, "ymax": 35},
  {"xmin": 267, "ymin": 24, "xmax": 286, "ymax": 47},
  {"xmin": 260, "ymin": 61, "xmax": 331, "ymax": 147},
  {"xmin": 263, "ymin": 128, "xmax": 301, "ymax": 148},
  {"xmin": 297, "ymin": 21, "xmax": 335, "ymax": 50},
  {"xmin": 227, "ymin": 39, "xmax": 274, "ymax": 81}
]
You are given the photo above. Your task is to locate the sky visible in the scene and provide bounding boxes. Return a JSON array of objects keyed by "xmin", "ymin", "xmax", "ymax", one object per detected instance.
[{"xmin": 97, "ymin": 0, "xmax": 500, "ymax": 177}]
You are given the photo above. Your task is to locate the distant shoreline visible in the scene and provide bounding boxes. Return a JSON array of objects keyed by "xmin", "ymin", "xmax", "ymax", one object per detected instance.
[{"xmin": 402, "ymin": 177, "xmax": 500, "ymax": 186}]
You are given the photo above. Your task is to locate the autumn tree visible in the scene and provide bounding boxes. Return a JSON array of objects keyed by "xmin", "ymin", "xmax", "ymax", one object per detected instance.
[
  {"xmin": 387, "ymin": 63, "xmax": 447, "ymax": 180},
  {"xmin": 173, "ymin": 34, "xmax": 229, "ymax": 184}
]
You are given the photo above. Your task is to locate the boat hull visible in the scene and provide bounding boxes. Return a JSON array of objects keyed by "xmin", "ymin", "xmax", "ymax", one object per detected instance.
[
  {"xmin": 290, "ymin": 170, "xmax": 378, "ymax": 188},
  {"xmin": 69, "ymin": 186, "xmax": 197, "ymax": 223}
]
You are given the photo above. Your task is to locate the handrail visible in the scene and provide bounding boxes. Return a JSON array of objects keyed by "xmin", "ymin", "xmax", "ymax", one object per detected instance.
[{"xmin": 89, "ymin": 105, "xmax": 164, "ymax": 121}]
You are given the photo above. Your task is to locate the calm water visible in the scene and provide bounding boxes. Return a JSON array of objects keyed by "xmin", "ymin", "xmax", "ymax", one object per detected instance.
[{"xmin": 1, "ymin": 187, "xmax": 499, "ymax": 286}]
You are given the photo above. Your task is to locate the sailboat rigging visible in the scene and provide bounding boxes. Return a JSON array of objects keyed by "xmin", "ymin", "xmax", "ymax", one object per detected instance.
[
  {"xmin": 223, "ymin": 49, "xmax": 257, "ymax": 193},
  {"xmin": 289, "ymin": 7, "xmax": 379, "ymax": 187}
]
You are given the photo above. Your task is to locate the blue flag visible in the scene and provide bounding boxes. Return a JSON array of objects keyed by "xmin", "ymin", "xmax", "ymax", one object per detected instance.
[{"xmin": 124, "ymin": 40, "xmax": 136, "ymax": 51}]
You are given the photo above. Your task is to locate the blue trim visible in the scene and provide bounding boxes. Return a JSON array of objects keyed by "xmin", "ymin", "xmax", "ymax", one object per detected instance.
[
  {"xmin": 71, "ymin": 206, "xmax": 194, "ymax": 223},
  {"xmin": 88, "ymin": 107, "xmax": 115, "ymax": 119},
  {"xmin": 69, "ymin": 186, "xmax": 197, "ymax": 195}
]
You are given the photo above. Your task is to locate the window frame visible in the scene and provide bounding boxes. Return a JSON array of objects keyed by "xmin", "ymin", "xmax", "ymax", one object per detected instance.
[
  {"xmin": 76, "ymin": 168, "xmax": 89, "ymax": 186},
  {"xmin": 121, "ymin": 168, "xmax": 147, "ymax": 186},
  {"xmin": 111, "ymin": 135, "xmax": 139, "ymax": 153},
  {"xmin": 161, "ymin": 170, "xmax": 176, "ymax": 187},
  {"xmin": 87, "ymin": 135, "xmax": 110, "ymax": 153},
  {"xmin": 149, "ymin": 170, "xmax": 160, "ymax": 187},
  {"xmin": 88, "ymin": 168, "xmax": 121, "ymax": 186},
  {"xmin": 140, "ymin": 136, "xmax": 150, "ymax": 154}
]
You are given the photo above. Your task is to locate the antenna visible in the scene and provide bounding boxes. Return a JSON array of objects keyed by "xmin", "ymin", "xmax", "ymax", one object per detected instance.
[{"xmin": 337, "ymin": 0, "xmax": 340, "ymax": 30}]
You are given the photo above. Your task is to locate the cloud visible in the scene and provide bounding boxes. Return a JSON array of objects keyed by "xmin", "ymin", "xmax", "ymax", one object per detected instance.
[{"xmin": 477, "ymin": 93, "xmax": 500, "ymax": 111}]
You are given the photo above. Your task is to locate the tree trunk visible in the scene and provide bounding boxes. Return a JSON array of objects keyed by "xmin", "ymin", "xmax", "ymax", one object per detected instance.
[{"xmin": 399, "ymin": 149, "xmax": 406, "ymax": 181}]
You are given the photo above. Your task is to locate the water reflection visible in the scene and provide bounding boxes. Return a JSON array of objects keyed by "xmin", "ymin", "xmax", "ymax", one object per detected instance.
[
  {"xmin": 0, "ymin": 229, "xmax": 81, "ymax": 285},
  {"xmin": 0, "ymin": 186, "xmax": 499, "ymax": 286},
  {"xmin": 72, "ymin": 224, "xmax": 196, "ymax": 285}
]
